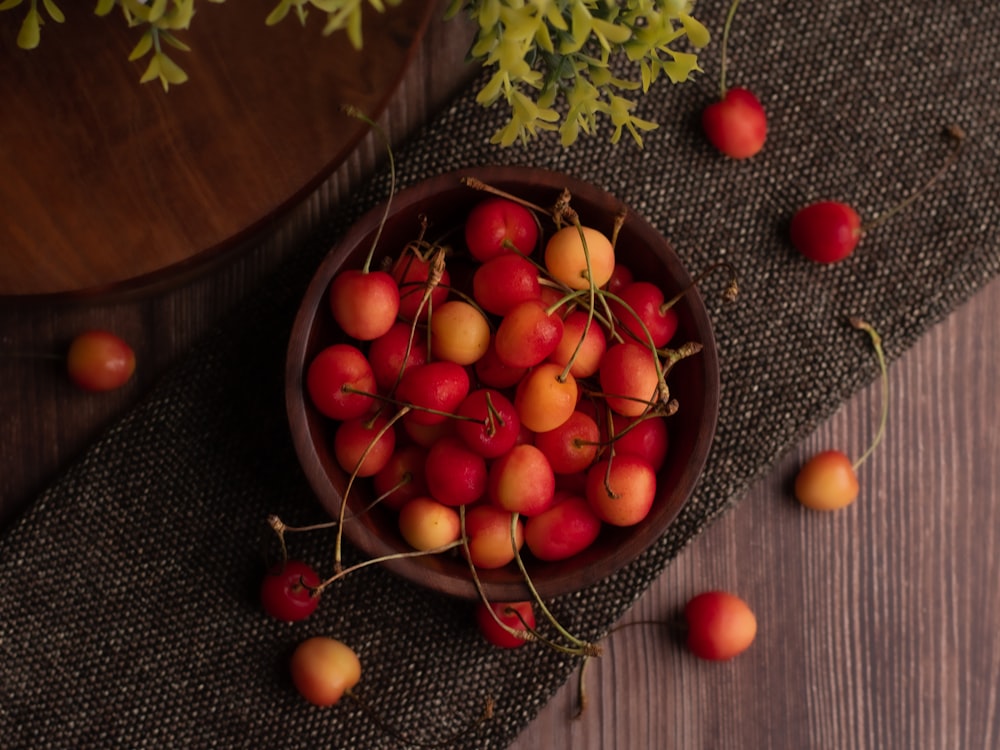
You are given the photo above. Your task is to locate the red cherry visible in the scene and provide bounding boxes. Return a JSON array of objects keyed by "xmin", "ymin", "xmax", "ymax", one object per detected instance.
[
  {"xmin": 702, "ymin": 87, "xmax": 767, "ymax": 159},
  {"xmin": 789, "ymin": 201, "xmax": 862, "ymax": 263},
  {"xmin": 66, "ymin": 330, "xmax": 136, "ymax": 392},
  {"xmin": 260, "ymin": 560, "xmax": 321, "ymax": 622},
  {"xmin": 464, "ymin": 197, "xmax": 538, "ymax": 261},
  {"xmin": 475, "ymin": 600, "xmax": 536, "ymax": 649},
  {"xmin": 684, "ymin": 590, "xmax": 757, "ymax": 661},
  {"xmin": 328, "ymin": 269, "xmax": 400, "ymax": 341}
]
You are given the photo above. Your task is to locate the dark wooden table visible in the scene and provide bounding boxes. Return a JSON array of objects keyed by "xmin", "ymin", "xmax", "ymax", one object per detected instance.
[{"xmin": 2, "ymin": 11, "xmax": 997, "ymax": 750}]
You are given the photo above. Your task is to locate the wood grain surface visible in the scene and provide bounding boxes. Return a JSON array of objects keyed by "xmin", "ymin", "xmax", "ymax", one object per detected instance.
[
  {"xmin": 1, "ymin": 8, "xmax": 997, "ymax": 749},
  {"xmin": 0, "ymin": 0, "xmax": 433, "ymax": 297}
]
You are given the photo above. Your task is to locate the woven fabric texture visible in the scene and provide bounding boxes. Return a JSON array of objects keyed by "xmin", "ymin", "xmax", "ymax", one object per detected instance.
[{"xmin": 2, "ymin": 2, "xmax": 998, "ymax": 748}]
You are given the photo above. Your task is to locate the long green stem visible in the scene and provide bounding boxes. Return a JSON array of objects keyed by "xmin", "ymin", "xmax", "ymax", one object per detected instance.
[
  {"xmin": 719, "ymin": 0, "xmax": 742, "ymax": 98},
  {"xmin": 849, "ymin": 318, "xmax": 889, "ymax": 471}
]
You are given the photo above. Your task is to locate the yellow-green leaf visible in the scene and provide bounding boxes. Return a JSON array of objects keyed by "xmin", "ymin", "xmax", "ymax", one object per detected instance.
[
  {"xmin": 266, "ymin": 0, "xmax": 293, "ymax": 25},
  {"xmin": 40, "ymin": 0, "xmax": 63, "ymax": 23},
  {"xmin": 0, "ymin": 0, "xmax": 25, "ymax": 12},
  {"xmin": 16, "ymin": 9, "xmax": 40, "ymax": 49},
  {"xmin": 140, "ymin": 55, "xmax": 162, "ymax": 84},
  {"xmin": 94, "ymin": 0, "xmax": 115, "ymax": 16},
  {"xmin": 128, "ymin": 31, "xmax": 153, "ymax": 60},
  {"xmin": 679, "ymin": 12, "xmax": 710, "ymax": 48},
  {"xmin": 158, "ymin": 52, "xmax": 188, "ymax": 85}
]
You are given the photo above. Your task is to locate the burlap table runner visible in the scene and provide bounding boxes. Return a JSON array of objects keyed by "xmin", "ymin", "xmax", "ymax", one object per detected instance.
[{"xmin": 2, "ymin": 2, "xmax": 998, "ymax": 747}]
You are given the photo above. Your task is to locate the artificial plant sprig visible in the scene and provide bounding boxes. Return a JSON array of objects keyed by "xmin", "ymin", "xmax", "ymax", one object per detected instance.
[{"xmin": 446, "ymin": 0, "xmax": 709, "ymax": 147}]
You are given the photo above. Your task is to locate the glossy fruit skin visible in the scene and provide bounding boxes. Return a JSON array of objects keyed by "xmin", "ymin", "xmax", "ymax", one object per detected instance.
[
  {"xmin": 260, "ymin": 560, "xmax": 321, "ymax": 622},
  {"xmin": 328, "ymin": 269, "xmax": 400, "ymax": 341},
  {"xmin": 701, "ymin": 87, "xmax": 767, "ymax": 159},
  {"xmin": 66, "ymin": 330, "xmax": 136, "ymax": 392},
  {"xmin": 475, "ymin": 600, "xmax": 536, "ymax": 649},
  {"xmin": 290, "ymin": 636, "xmax": 361, "ymax": 707},
  {"xmin": 684, "ymin": 591, "xmax": 757, "ymax": 661},
  {"xmin": 794, "ymin": 449, "xmax": 859, "ymax": 510},
  {"xmin": 524, "ymin": 494, "xmax": 602, "ymax": 561},
  {"xmin": 544, "ymin": 225, "xmax": 615, "ymax": 290},
  {"xmin": 305, "ymin": 343, "xmax": 375, "ymax": 421},
  {"xmin": 465, "ymin": 197, "xmax": 539, "ymax": 261},
  {"xmin": 790, "ymin": 201, "xmax": 862, "ymax": 263}
]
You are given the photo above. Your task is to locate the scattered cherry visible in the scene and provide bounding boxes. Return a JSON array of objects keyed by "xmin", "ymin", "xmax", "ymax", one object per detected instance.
[
  {"xmin": 683, "ymin": 590, "xmax": 757, "ymax": 661},
  {"xmin": 795, "ymin": 318, "xmax": 888, "ymax": 510},
  {"xmin": 475, "ymin": 600, "xmax": 537, "ymax": 649},
  {"xmin": 702, "ymin": 0, "xmax": 767, "ymax": 159},
  {"xmin": 791, "ymin": 125, "xmax": 966, "ymax": 263},
  {"xmin": 260, "ymin": 560, "xmax": 321, "ymax": 622},
  {"xmin": 66, "ymin": 330, "xmax": 136, "ymax": 392},
  {"xmin": 289, "ymin": 635, "xmax": 361, "ymax": 707}
]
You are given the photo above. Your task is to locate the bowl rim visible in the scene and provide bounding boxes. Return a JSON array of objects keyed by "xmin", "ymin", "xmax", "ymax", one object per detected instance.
[{"xmin": 286, "ymin": 165, "xmax": 720, "ymax": 600}]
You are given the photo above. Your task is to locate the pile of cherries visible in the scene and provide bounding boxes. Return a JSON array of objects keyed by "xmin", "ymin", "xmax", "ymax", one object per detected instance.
[{"xmin": 307, "ymin": 192, "xmax": 690, "ymax": 572}]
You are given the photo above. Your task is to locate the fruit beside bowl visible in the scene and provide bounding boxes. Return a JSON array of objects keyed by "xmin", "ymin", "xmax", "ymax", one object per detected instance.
[{"xmin": 285, "ymin": 166, "xmax": 720, "ymax": 601}]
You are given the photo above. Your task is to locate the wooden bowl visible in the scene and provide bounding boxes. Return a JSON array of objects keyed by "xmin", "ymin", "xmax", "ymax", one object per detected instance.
[{"xmin": 286, "ymin": 166, "xmax": 720, "ymax": 601}]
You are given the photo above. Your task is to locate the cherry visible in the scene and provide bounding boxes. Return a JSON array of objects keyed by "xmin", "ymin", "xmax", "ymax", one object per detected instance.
[
  {"xmin": 548, "ymin": 309, "xmax": 607, "ymax": 379},
  {"xmin": 462, "ymin": 504, "xmax": 524, "ymax": 570},
  {"xmin": 488, "ymin": 444, "xmax": 556, "ymax": 517},
  {"xmin": 366, "ymin": 321, "xmax": 427, "ymax": 394},
  {"xmin": 701, "ymin": 0, "xmax": 766, "ymax": 159},
  {"xmin": 398, "ymin": 496, "xmax": 461, "ymax": 551},
  {"xmin": 474, "ymin": 335, "xmax": 528, "ymax": 389},
  {"xmin": 544, "ymin": 225, "xmax": 615, "ymax": 290},
  {"xmin": 472, "ymin": 252, "xmax": 542, "ymax": 316},
  {"xmin": 789, "ymin": 201, "xmax": 862, "ymax": 264},
  {"xmin": 429, "ymin": 299, "xmax": 491, "ymax": 366},
  {"xmin": 305, "ymin": 343, "xmax": 376, "ymax": 420},
  {"xmin": 260, "ymin": 560, "xmax": 321, "ymax": 622},
  {"xmin": 599, "ymin": 341, "xmax": 662, "ymax": 417},
  {"xmin": 533, "ymin": 409, "xmax": 600, "ymax": 475},
  {"xmin": 332, "ymin": 413, "xmax": 396, "ymax": 478},
  {"xmin": 66, "ymin": 330, "xmax": 136, "ymax": 392},
  {"xmin": 683, "ymin": 590, "xmax": 757, "ymax": 661},
  {"xmin": 475, "ymin": 600, "xmax": 536, "ymax": 649},
  {"xmin": 289, "ymin": 636, "xmax": 361, "ymax": 706},
  {"xmin": 606, "ymin": 413, "xmax": 670, "ymax": 472},
  {"xmin": 464, "ymin": 196, "xmax": 539, "ymax": 261},
  {"xmin": 524, "ymin": 494, "xmax": 602, "ymax": 562},
  {"xmin": 585, "ymin": 453, "xmax": 656, "ymax": 527},
  {"xmin": 328, "ymin": 269, "xmax": 400, "ymax": 341},
  {"xmin": 372, "ymin": 444, "xmax": 428, "ymax": 511},
  {"xmin": 392, "ymin": 247, "xmax": 450, "ymax": 321},
  {"xmin": 795, "ymin": 319, "xmax": 887, "ymax": 510},
  {"xmin": 395, "ymin": 360, "xmax": 470, "ymax": 426},
  {"xmin": 454, "ymin": 388, "xmax": 521, "ymax": 459},
  {"xmin": 791, "ymin": 125, "xmax": 965, "ymax": 263},
  {"xmin": 424, "ymin": 435, "xmax": 488, "ymax": 507},
  {"xmin": 514, "ymin": 362, "xmax": 578, "ymax": 433},
  {"xmin": 609, "ymin": 280, "xmax": 680, "ymax": 348},
  {"xmin": 794, "ymin": 449, "xmax": 859, "ymax": 511},
  {"xmin": 494, "ymin": 298, "xmax": 564, "ymax": 369}
]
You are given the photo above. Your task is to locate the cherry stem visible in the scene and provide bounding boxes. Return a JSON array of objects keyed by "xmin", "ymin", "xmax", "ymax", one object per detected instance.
[
  {"xmin": 509, "ymin": 513, "xmax": 600, "ymax": 657},
  {"xmin": 344, "ymin": 105, "xmax": 396, "ymax": 275},
  {"xmin": 849, "ymin": 317, "xmax": 889, "ymax": 471},
  {"xmin": 860, "ymin": 125, "xmax": 966, "ymax": 235},
  {"xmin": 457, "ymin": 508, "xmax": 576, "ymax": 655},
  {"xmin": 334, "ymin": 406, "xmax": 410, "ymax": 572},
  {"xmin": 315, "ymin": 539, "xmax": 465, "ymax": 596},
  {"xmin": 719, "ymin": 0, "xmax": 742, "ymax": 99}
]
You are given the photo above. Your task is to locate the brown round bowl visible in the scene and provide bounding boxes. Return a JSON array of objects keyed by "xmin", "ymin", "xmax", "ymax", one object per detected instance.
[{"xmin": 286, "ymin": 166, "xmax": 720, "ymax": 601}]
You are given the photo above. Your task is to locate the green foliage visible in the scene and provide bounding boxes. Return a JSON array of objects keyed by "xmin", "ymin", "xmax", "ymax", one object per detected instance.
[
  {"xmin": 448, "ymin": 0, "xmax": 709, "ymax": 147},
  {"xmin": 2, "ymin": 0, "xmax": 399, "ymax": 91},
  {"xmin": 2, "ymin": 0, "xmax": 707, "ymax": 146}
]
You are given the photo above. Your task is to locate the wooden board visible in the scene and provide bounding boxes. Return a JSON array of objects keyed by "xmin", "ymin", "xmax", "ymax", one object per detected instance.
[{"xmin": 0, "ymin": 0, "xmax": 434, "ymax": 298}]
